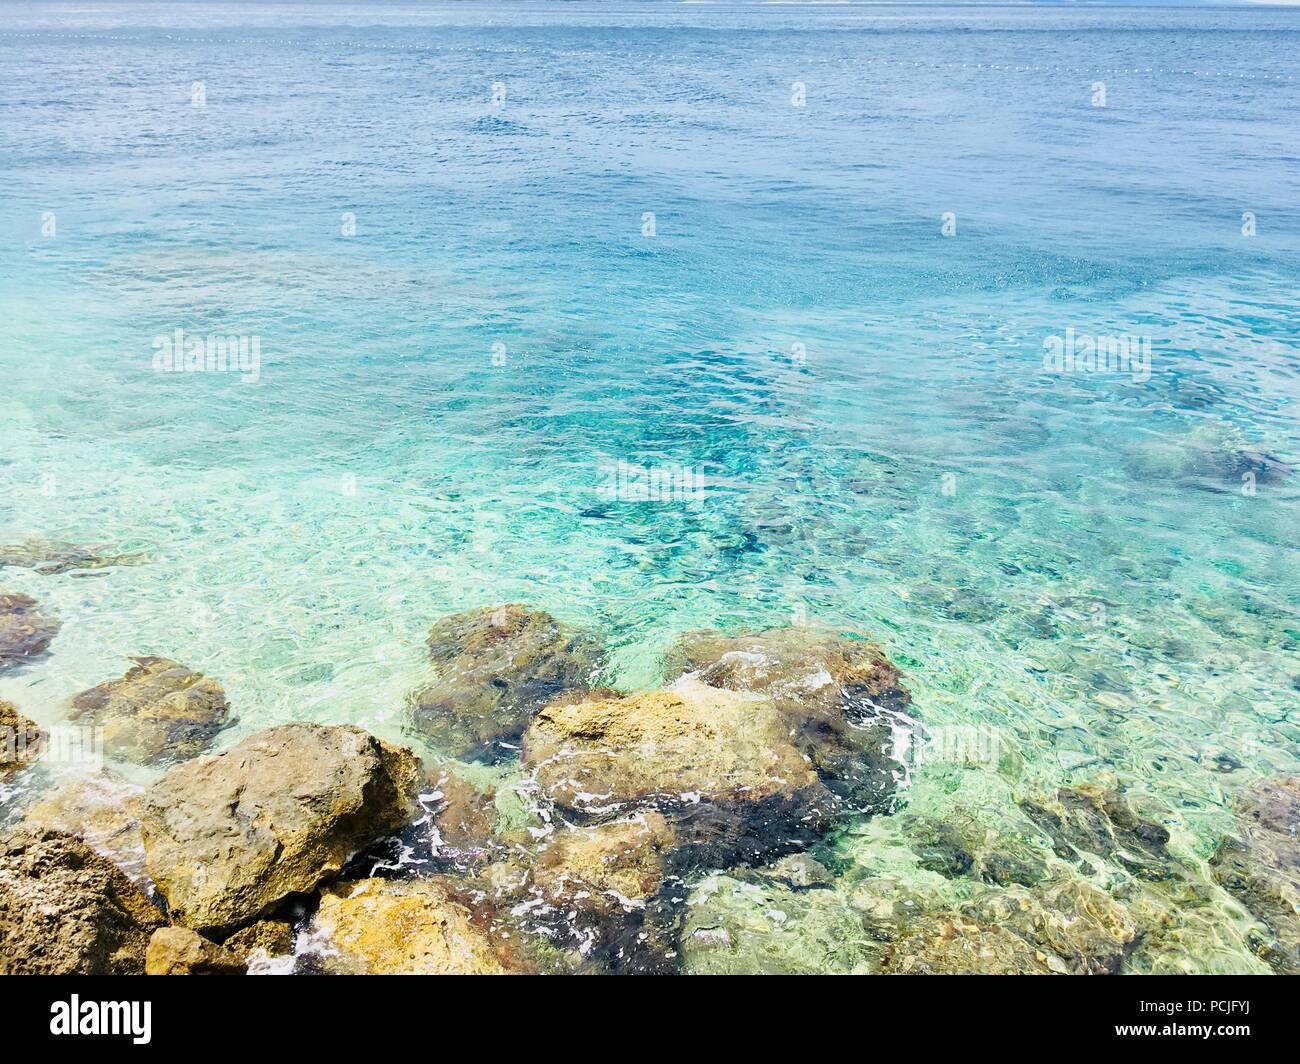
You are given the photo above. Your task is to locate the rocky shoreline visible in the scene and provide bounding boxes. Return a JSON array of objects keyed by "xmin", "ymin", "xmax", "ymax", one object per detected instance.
[{"xmin": 1, "ymin": 591, "xmax": 1297, "ymax": 975}]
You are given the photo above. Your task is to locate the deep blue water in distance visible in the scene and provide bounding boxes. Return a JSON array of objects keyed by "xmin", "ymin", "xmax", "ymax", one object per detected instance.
[{"xmin": 0, "ymin": 2, "xmax": 1297, "ymax": 972}]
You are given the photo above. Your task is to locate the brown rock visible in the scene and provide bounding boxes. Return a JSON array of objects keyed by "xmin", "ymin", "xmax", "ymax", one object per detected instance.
[
  {"xmin": 663, "ymin": 626, "xmax": 910, "ymax": 809},
  {"xmin": 531, "ymin": 811, "xmax": 676, "ymax": 913},
  {"xmin": 496, "ymin": 812, "xmax": 682, "ymax": 972},
  {"xmin": 523, "ymin": 677, "xmax": 822, "ymax": 813},
  {"xmin": 1211, "ymin": 776, "xmax": 1300, "ymax": 974},
  {"xmin": 0, "ymin": 827, "xmax": 165, "ymax": 974},
  {"xmin": 0, "ymin": 700, "xmax": 42, "ymax": 778},
  {"xmin": 68, "ymin": 657, "xmax": 230, "ymax": 765},
  {"xmin": 522, "ymin": 677, "xmax": 838, "ymax": 874},
  {"xmin": 409, "ymin": 604, "xmax": 602, "ymax": 762},
  {"xmin": 140, "ymin": 723, "xmax": 421, "ymax": 934},
  {"xmin": 427, "ymin": 769, "xmax": 497, "ymax": 854},
  {"xmin": 665, "ymin": 625, "xmax": 910, "ymax": 711},
  {"xmin": 0, "ymin": 592, "xmax": 59, "ymax": 673}
]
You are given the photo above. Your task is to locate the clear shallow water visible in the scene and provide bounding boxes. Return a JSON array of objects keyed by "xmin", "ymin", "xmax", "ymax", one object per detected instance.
[{"xmin": 1, "ymin": 2, "xmax": 1298, "ymax": 972}]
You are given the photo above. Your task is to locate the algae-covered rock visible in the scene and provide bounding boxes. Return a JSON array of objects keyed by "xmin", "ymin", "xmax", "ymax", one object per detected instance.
[
  {"xmin": 145, "ymin": 926, "xmax": 246, "ymax": 975},
  {"xmin": 1020, "ymin": 784, "xmax": 1169, "ymax": 879},
  {"xmin": 140, "ymin": 723, "xmax": 421, "ymax": 934},
  {"xmin": 313, "ymin": 877, "xmax": 517, "ymax": 974},
  {"xmin": 902, "ymin": 815, "xmax": 975, "ymax": 878},
  {"xmin": 980, "ymin": 848, "xmax": 1050, "ymax": 888},
  {"xmin": 882, "ymin": 915, "xmax": 1050, "ymax": 975},
  {"xmin": 530, "ymin": 812, "xmax": 676, "ymax": 914},
  {"xmin": 0, "ymin": 700, "xmax": 42, "ymax": 778},
  {"xmin": 0, "ymin": 592, "xmax": 59, "ymax": 673},
  {"xmin": 1211, "ymin": 776, "xmax": 1300, "ymax": 974},
  {"xmin": 891, "ymin": 809, "xmax": 1047, "ymax": 887},
  {"xmin": 964, "ymin": 877, "xmax": 1139, "ymax": 974},
  {"xmin": 664, "ymin": 625, "xmax": 910, "ymax": 810},
  {"xmin": 21, "ymin": 769, "xmax": 147, "ymax": 884},
  {"xmin": 427, "ymin": 768, "xmax": 498, "ymax": 856},
  {"xmin": 0, "ymin": 538, "xmax": 149, "ymax": 576},
  {"xmin": 409, "ymin": 604, "xmax": 603, "ymax": 761},
  {"xmin": 880, "ymin": 874, "xmax": 1138, "ymax": 975},
  {"xmin": 0, "ymin": 827, "xmax": 165, "ymax": 974},
  {"xmin": 473, "ymin": 812, "xmax": 680, "ymax": 973},
  {"xmin": 681, "ymin": 872, "xmax": 873, "ymax": 975},
  {"xmin": 68, "ymin": 657, "xmax": 231, "ymax": 766},
  {"xmin": 763, "ymin": 852, "xmax": 835, "ymax": 890}
]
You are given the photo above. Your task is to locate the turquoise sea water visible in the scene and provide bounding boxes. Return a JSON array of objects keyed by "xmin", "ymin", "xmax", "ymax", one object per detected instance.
[{"xmin": 1, "ymin": 2, "xmax": 1298, "ymax": 972}]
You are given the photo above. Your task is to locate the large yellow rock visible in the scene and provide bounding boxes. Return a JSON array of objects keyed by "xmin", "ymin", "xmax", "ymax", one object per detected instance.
[
  {"xmin": 663, "ymin": 626, "xmax": 911, "ymax": 810},
  {"xmin": 313, "ymin": 878, "xmax": 515, "ymax": 975},
  {"xmin": 522, "ymin": 677, "xmax": 822, "ymax": 813},
  {"xmin": 141, "ymin": 724, "xmax": 421, "ymax": 934},
  {"xmin": 0, "ymin": 828, "xmax": 165, "ymax": 975}
]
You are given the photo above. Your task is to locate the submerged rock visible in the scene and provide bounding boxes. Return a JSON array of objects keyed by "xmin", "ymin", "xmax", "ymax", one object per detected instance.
[
  {"xmin": 1124, "ymin": 429, "xmax": 1293, "ymax": 493},
  {"xmin": 0, "ymin": 538, "xmax": 149, "ymax": 576},
  {"xmin": 0, "ymin": 827, "xmax": 165, "ymax": 974},
  {"xmin": 409, "ymin": 604, "xmax": 603, "ymax": 762},
  {"xmin": 145, "ymin": 926, "xmax": 246, "ymax": 975},
  {"xmin": 763, "ymin": 852, "xmax": 835, "ymax": 890},
  {"xmin": 894, "ymin": 810, "xmax": 1048, "ymax": 887},
  {"xmin": 68, "ymin": 657, "xmax": 231, "ymax": 766},
  {"xmin": 0, "ymin": 592, "xmax": 59, "ymax": 673},
  {"xmin": 21, "ymin": 770, "xmax": 147, "ymax": 884},
  {"xmin": 882, "ymin": 874, "xmax": 1139, "ymax": 975},
  {"xmin": 1210, "ymin": 776, "xmax": 1300, "ymax": 974},
  {"xmin": 313, "ymin": 877, "xmax": 518, "ymax": 975},
  {"xmin": 903, "ymin": 816, "xmax": 976, "ymax": 878},
  {"xmin": 140, "ymin": 723, "xmax": 421, "ymax": 934},
  {"xmin": 980, "ymin": 848, "xmax": 1049, "ymax": 889},
  {"xmin": 882, "ymin": 915, "xmax": 1050, "ymax": 975},
  {"xmin": 0, "ymin": 701, "xmax": 43, "ymax": 779},
  {"xmin": 663, "ymin": 625, "xmax": 910, "ymax": 810},
  {"xmin": 964, "ymin": 878, "xmax": 1139, "ymax": 974},
  {"xmin": 681, "ymin": 871, "xmax": 873, "ymax": 975},
  {"xmin": 1228, "ymin": 449, "xmax": 1293, "ymax": 487},
  {"xmin": 1019, "ymin": 784, "xmax": 1169, "ymax": 879},
  {"xmin": 903, "ymin": 582, "xmax": 1002, "ymax": 625},
  {"xmin": 426, "ymin": 768, "xmax": 498, "ymax": 858}
]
